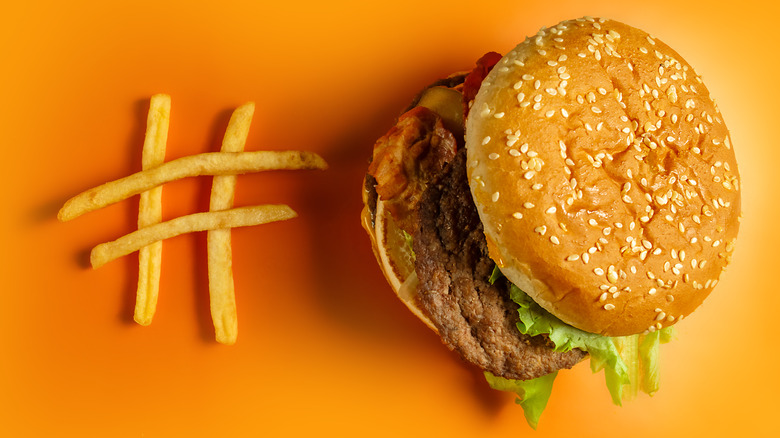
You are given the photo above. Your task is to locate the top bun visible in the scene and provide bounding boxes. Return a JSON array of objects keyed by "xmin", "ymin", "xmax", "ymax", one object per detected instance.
[{"xmin": 466, "ymin": 17, "xmax": 740, "ymax": 336}]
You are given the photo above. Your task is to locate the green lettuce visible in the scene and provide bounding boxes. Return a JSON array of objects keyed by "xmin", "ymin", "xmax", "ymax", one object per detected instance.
[
  {"xmin": 402, "ymin": 229, "xmax": 415, "ymax": 261},
  {"xmin": 485, "ymin": 371, "xmax": 558, "ymax": 430},
  {"xmin": 485, "ymin": 268, "xmax": 675, "ymax": 427},
  {"xmin": 510, "ymin": 284, "xmax": 630, "ymax": 405}
]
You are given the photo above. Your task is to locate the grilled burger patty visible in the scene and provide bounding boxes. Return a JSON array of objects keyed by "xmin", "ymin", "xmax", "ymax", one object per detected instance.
[{"xmin": 413, "ymin": 149, "xmax": 586, "ymax": 380}]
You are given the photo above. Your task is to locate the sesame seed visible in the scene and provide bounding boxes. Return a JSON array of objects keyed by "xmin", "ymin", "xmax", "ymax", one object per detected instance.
[
  {"xmin": 582, "ymin": 253, "xmax": 590, "ymax": 264},
  {"xmin": 566, "ymin": 254, "xmax": 580, "ymax": 261},
  {"xmin": 482, "ymin": 136, "xmax": 491, "ymax": 145},
  {"xmin": 524, "ymin": 171, "xmax": 536, "ymax": 180},
  {"xmin": 550, "ymin": 236, "xmax": 560, "ymax": 245},
  {"xmin": 532, "ymin": 183, "xmax": 543, "ymax": 190},
  {"xmin": 524, "ymin": 202, "xmax": 535, "ymax": 209},
  {"xmin": 594, "ymin": 268, "xmax": 605, "ymax": 275},
  {"xmin": 492, "ymin": 192, "xmax": 500, "ymax": 202},
  {"xmin": 604, "ymin": 304, "xmax": 615, "ymax": 310},
  {"xmin": 535, "ymin": 226, "xmax": 547, "ymax": 235},
  {"xmin": 488, "ymin": 152, "xmax": 499, "ymax": 160},
  {"xmin": 649, "ymin": 288, "xmax": 657, "ymax": 295}
]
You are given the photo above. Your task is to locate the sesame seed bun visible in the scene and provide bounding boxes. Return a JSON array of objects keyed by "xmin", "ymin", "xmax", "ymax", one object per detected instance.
[{"xmin": 466, "ymin": 17, "xmax": 741, "ymax": 336}]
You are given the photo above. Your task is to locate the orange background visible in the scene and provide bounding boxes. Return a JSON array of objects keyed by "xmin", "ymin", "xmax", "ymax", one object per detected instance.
[{"xmin": 2, "ymin": 0, "xmax": 777, "ymax": 436}]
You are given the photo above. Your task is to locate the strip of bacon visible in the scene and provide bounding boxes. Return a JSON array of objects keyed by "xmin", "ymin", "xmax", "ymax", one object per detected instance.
[{"xmin": 368, "ymin": 106, "xmax": 457, "ymax": 233}]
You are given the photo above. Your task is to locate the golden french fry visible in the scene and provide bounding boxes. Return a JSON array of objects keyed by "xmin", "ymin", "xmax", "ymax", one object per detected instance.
[
  {"xmin": 209, "ymin": 102, "xmax": 254, "ymax": 345},
  {"xmin": 58, "ymin": 150, "xmax": 327, "ymax": 221},
  {"xmin": 90, "ymin": 205, "xmax": 297, "ymax": 269},
  {"xmin": 135, "ymin": 94, "xmax": 170, "ymax": 326}
]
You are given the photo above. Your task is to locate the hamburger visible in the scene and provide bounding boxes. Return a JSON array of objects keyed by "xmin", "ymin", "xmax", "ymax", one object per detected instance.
[{"xmin": 361, "ymin": 16, "xmax": 740, "ymax": 427}]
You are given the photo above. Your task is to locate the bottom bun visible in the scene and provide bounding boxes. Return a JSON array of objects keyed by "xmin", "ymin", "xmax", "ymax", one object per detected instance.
[{"xmin": 360, "ymin": 186, "xmax": 437, "ymax": 332}]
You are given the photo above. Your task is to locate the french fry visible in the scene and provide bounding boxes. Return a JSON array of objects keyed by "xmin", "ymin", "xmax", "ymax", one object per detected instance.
[
  {"xmin": 58, "ymin": 150, "xmax": 327, "ymax": 221},
  {"xmin": 135, "ymin": 94, "xmax": 170, "ymax": 326},
  {"xmin": 208, "ymin": 102, "xmax": 254, "ymax": 345},
  {"xmin": 62, "ymin": 96, "xmax": 330, "ymax": 343},
  {"xmin": 90, "ymin": 205, "xmax": 297, "ymax": 269}
]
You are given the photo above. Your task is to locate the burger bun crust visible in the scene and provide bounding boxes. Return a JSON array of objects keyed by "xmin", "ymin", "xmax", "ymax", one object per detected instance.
[{"xmin": 466, "ymin": 17, "xmax": 740, "ymax": 336}]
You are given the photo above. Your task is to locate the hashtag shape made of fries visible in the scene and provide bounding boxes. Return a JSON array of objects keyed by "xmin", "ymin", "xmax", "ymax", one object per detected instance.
[{"xmin": 58, "ymin": 94, "xmax": 328, "ymax": 344}]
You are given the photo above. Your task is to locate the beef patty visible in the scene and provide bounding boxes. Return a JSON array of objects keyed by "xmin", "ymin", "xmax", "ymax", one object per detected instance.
[{"xmin": 413, "ymin": 149, "xmax": 586, "ymax": 380}]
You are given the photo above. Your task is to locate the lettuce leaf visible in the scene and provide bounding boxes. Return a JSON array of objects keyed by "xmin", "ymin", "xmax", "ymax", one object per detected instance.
[
  {"xmin": 402, "ymin": 229, "xmax": 415, "ymax": 261},
  {"xmin": 509, "ymin": 283, "xmax": 677, "ymax": 403},
  {"xmin": 485, "ymin": 279, "xmax": 676, "ymax": 426},
  {"xmin": 485, "ymin": 371, "xmax": 558, "ymax": 430},
  {"xmin": 509, "ymin": 284, "xmax": 631, "ymax": 404}
]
